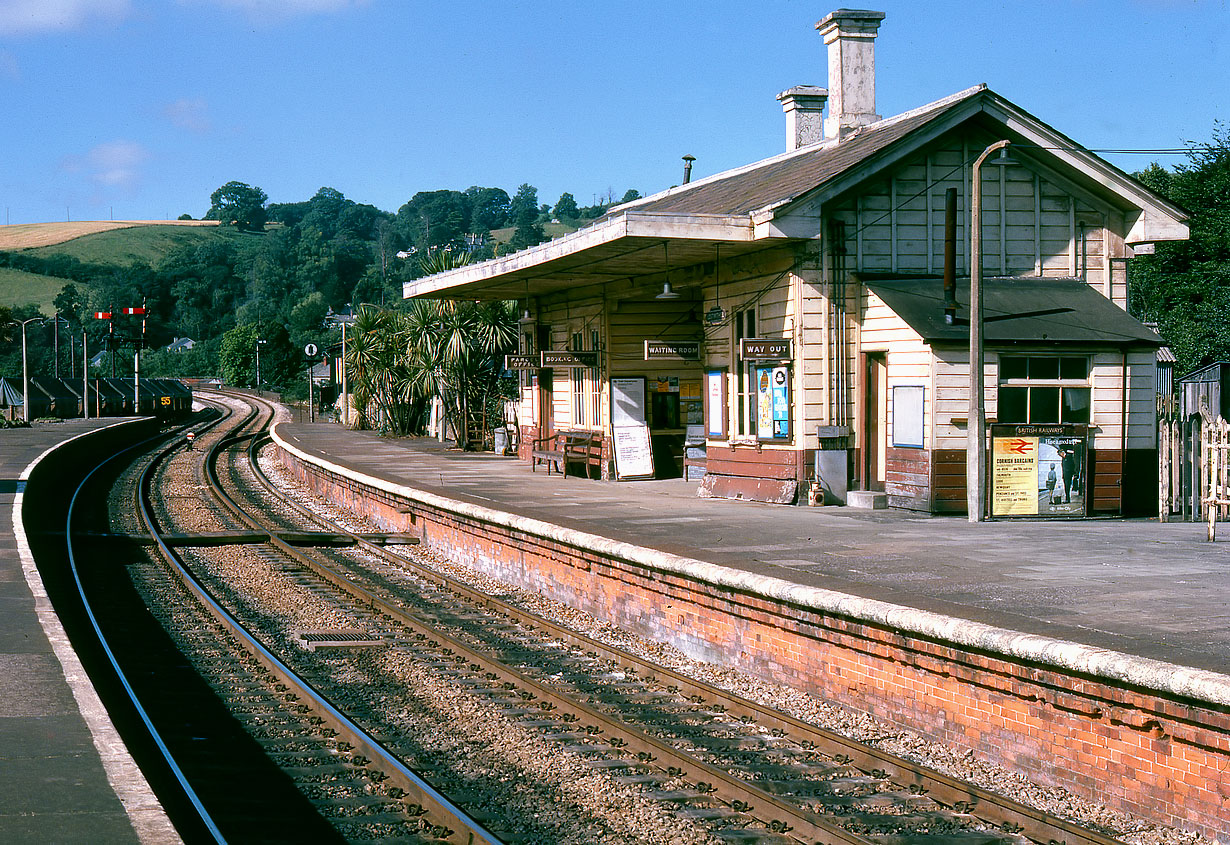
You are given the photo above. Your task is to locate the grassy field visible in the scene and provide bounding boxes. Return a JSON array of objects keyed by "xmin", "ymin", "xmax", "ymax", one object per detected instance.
[
  {"xmin": 489, "ymin": 221, "xmax": 579, "ymax": 245},
  {"xmin": 21, "ymin": 222, "xmax": 267, "ymax": 266},
  {"xmin": 0, "ymin": 219, "xmax": 219, "ymax": 251},
  {"xmin": 0, "ymin": 267, "xmax": 79, "ymax": 313}
]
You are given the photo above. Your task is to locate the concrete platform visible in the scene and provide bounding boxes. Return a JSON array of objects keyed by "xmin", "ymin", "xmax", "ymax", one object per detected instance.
[
  {"xmin": 278, "ymin": 421, "xmax": 1229, "ymax": 677},
  {"xmin": 1, "ymin": 421, "xmax": 172, "ymax": 844}
]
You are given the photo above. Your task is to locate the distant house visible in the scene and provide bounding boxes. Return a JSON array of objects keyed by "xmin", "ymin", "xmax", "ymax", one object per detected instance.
[
  {"xmin": 166, "ymin": 336, "xmax": 196, "ymax": 353},
  {"xmin": 324, "ymin": 308, "xmax": 355, "ymax": 328},
  {"xmin": 404, "ymin": 9, "xmax": 1188, "ymax": 517}
]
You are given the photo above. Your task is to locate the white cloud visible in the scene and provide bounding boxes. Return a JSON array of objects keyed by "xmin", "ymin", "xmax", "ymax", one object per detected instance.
[
  {"xmin": 163, "ymin": 97, "xmax": 211, "ymax": 133},
  {"xmin": 0, "ymin": 0, "xmax": 131, "ymax": 36},
  {"xmin": 60, "ymin": 140, "xmax": 149, "ymax": 192},
  {"xmin": 185, "ymin": 0, "xmax": 368, "ymax": 23}
]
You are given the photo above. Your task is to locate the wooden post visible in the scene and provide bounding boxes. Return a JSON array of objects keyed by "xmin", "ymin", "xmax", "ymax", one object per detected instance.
[{"xmin": 1208, "ymin": 417, "xmax": 1218, "ymax": 542}]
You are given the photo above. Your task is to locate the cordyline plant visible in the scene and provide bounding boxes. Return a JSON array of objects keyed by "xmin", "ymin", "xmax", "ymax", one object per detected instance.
[{"xmin": 344, "ymin": 249, "xmax": 518, "ymax": 448}]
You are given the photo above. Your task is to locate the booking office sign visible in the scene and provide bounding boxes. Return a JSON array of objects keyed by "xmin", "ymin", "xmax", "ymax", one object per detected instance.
[{"xmin": 990, "ymin": 423, "xmax": 1088, "ymax": 518}]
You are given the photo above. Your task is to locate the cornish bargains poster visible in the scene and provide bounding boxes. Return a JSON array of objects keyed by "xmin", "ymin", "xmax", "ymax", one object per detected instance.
[{"xmin": 990, "ymin": 424, "xmax": 1088, "ymax": 518}]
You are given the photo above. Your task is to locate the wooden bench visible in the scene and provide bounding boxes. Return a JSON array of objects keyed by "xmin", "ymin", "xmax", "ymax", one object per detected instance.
[{"xmin": 531, "ymin": 430, "xmax": 603, "ymax": 480}]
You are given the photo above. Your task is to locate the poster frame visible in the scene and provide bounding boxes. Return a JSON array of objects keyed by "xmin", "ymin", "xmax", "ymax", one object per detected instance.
[
  {"xmin": 989, "ymin": 423, "xmax": 1089, "ymax": 519},
  {"xmin": 705, "ymin": 369, "xmax": 727, "ymax": 439},
  {"xmin": 754, "ymin": 363, "xmax": 792, "ymax": 443},
  {"xmin": 610, "ymin": 377, "xmax": 647, "ymax": 428}
]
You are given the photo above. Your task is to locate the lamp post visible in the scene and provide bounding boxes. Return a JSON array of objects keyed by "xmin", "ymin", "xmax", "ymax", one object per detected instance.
[
  {"xmin": 255, "ymin": 338, "xmax": 266, "ymax": 393},
  {"xmin": 14, "ymin": 316, "xmax": 45, "ymax": 423},
  {"xmin": 967, "ymin": 139, "xmax": 1011, "ymax": 523},
  {"xmin": 340, "ymin": 319, "xmax": 349, "ymax": 427}
]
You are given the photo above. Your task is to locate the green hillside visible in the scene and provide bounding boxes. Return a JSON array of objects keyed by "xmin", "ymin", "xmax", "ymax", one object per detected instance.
[
  {"xmin": 489, "ymin": 221, "xmax": 578, "ymax": 245},
  {"xmin": 0, "ymin": 267, "xmax": 79, "ymax": 313},
  {"xmin": 26, "ymin": 223, "xmax": 267, "ymax": 266}
]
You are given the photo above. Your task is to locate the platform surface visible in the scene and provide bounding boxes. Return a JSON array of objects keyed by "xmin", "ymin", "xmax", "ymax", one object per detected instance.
[
  {"xmin": 0, "ymin": 421, "xmax": 147, "ymax": 843},
  {"xmin": 279, "ymin": 421, "xmax": 1230, "ymax": 677}
]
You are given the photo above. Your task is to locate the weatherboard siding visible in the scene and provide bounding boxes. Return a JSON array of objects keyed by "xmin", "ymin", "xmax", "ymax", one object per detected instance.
[{"xmin": 822, "ymin": 139, "xmax": 1120, "ymax": 283}]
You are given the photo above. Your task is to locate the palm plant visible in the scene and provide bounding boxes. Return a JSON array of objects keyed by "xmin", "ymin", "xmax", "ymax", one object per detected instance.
[{"xmin": 342, "ymin": 248, "xmax": 517, "ymax": 446}]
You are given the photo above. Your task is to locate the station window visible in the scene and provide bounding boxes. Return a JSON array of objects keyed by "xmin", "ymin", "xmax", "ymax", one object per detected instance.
[
  {"xmin": 734, "ymin": 307, "xmax": 757, "ymax": 436},
  {"xmin": 570, "ymin": 329, "xmax": 600, "ymax": 428},
  {"xmin": 997, "ymin": 355, "xmax": 1090, "ymax": 424}
]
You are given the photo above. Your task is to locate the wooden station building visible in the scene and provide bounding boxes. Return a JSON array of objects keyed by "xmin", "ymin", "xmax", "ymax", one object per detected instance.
[{"xmin": 404, "ymin": 9, "xmax": 1188, "ymax": 516}]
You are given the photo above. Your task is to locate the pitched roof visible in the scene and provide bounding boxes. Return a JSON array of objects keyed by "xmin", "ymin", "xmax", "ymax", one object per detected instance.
[
  {"xmin": 865, "ymin": 277, "xmax": 1164, "ymax": 347},
  {"xmin": 618, "ymin": 85, "xmax": 987, "ymax": 217},
  {"xmin": 405, "ymin": 83, "xmax": 1186, "ymax": 300}
]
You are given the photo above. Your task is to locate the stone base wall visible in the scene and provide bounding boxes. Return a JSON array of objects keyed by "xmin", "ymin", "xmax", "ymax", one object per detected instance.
[{"xmin": 276, "ymin": 441, "xmax": 1230, "ymax": 840}]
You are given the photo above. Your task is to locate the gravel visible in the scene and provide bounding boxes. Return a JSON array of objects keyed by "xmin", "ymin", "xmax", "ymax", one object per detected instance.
[{"xmin": 258, "ymin": 444, "xmax": 1210, "ymax": 845}]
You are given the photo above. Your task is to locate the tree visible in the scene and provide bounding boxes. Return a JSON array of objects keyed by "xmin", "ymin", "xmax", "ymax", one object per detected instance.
[
  {"xmin": 509, "ymin": 207, "xmax": 546, "ymax": 251},
  {"xmin": 466, "ymin": 186, "xmax": 510, "ymax": 233},
  {"xmin": 219, "ymin": 321, "xmax": 294, "ymax": 388},
  {"xmin": 507, "ymin": 183, "xmax": 539, "ymax": 225},
  {"xmin": 397, "ymin": 190, "xmax": 472, "ymax": 253},
  {"xmin": 53, "ymin": 283, "xmax": 86, "ymax": 328},
  {"xmin": 553, "ymin": 192, "xmax": 579, "ymax": 221},
  {"xmin": 620, "ymin": 188, "xmax": 641, "ymax": 204},
  {"xmin": 205, "ymin": 180, "xmax": 268, "ymax": 231},
  {"xmin": 1129, "ymin": 122, "xmax": 1230, "ymax": 375}
]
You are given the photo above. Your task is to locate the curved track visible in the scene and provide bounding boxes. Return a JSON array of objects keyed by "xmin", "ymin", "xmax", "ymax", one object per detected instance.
[{"xmin": 57, "ymin": 389, "xmax": 1137, "ymax": 843}]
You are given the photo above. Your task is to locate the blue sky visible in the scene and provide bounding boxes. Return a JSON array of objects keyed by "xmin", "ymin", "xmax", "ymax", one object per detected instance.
[{"xmin": 2, "ymin": 0, "xmax": 1227, "ymax": 225}]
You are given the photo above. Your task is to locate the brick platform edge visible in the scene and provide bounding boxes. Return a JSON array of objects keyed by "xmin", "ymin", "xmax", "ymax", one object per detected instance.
[{"xmin": 272, "ymin": 425, "xmax": 1230, "ymax": 840}]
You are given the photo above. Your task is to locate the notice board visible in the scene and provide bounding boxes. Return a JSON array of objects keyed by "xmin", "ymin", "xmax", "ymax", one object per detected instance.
[
  {"xmin": 612, "ymin": 425, "xmax": 654, "ymax": 480},
  {"xmin": 611, "ymin": 377, "xmax": 647, "ymax": 427}
]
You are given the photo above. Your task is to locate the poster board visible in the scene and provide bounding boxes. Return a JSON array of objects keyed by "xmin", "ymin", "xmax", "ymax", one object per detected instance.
[
  {"xmin": 990, "ymin": 424, "xmax": 1088, "ymax": 518},
  {"xmin": 705, "ymin": 370, "xmax": 726, "ymax": 438},
  {"xmin": 892, "ymin": 385, "xmax": 924, "ymax": 448},
  {"xmin": 755, "ymin": 364, "xmax": 791, "ymax": 441},
  {"xmin": 612, "ymin": 425, "xmax": 654, "ymax": 480},
  {"xmin": 610, "ymin": 377, "xmax": 647, "ymax": 427}
]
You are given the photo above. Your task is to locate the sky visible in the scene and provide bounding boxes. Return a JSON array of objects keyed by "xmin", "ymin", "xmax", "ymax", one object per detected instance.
[{"xmin": 2, "ymin": 0, "xmax": 1227, "ymax": 226}]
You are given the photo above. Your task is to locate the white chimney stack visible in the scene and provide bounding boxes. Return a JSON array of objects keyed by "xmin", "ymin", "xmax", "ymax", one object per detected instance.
[
  {"xmin": 817, "ymin": 9, "xmax": 885, "ymax": 139},
  {"xmin": 777, "ymin": 85, "xmax": 829, "ymax": 151}
]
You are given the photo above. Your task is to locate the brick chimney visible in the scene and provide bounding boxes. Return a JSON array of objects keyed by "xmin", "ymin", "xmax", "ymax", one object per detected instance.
[
  {"xmin": 817, "ymin": 9, "xmax": 885, "ymax": 139},
  {"xmin": 777, "ymin": 85, "xmax": 829, "ymax": 151}
]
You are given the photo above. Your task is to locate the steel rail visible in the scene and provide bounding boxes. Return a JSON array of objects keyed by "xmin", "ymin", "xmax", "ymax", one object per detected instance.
[
  {"xmin": 204, "ymin": 427, "xmax": 866, "ymax": 842},
  {"xmin": 177, "ymin": 392, "xmax": 502, "ymax": 845},
  {"xmin": 241, "ymin": 413, "xmax": 1129, "ymax": 845},
  {"xmin": 64, "ymin": 407, "xmax": 232, "ymax": 843}
]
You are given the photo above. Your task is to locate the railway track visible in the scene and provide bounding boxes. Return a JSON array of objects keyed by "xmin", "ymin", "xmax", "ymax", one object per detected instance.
[{"xmin": 64, "ymin": 389, "xmax": 1139, "ymax": 843}]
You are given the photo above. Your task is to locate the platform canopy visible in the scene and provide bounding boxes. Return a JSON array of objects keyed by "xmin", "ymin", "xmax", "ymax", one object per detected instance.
[{"xmin": 402, "ymin": 211, "xmax": 780, "ymax": 301}]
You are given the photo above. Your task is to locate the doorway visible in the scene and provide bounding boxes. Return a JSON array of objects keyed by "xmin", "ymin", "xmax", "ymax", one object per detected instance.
[
  {"xmin": 536, "ymin": 325, "xmax": 553, "ymax": 440},
  {"xmin": 864, "ymin": 353, "xmax": 887, "ymax": 491}
]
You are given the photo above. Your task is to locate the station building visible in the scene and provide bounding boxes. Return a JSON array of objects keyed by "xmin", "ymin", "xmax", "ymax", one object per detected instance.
[{"xmin": 404, "ymin": 9, "xmax": 1188, "ymax": 516}]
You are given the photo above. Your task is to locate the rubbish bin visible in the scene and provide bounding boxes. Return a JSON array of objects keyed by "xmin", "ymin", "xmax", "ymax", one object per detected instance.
[
  {"xmin": 493, "ymin": 426, "xmax": 509, "ymax": 456},
  {"xmin": 814, "ymin": 425, "xmax": 850, "ymax": 505}
]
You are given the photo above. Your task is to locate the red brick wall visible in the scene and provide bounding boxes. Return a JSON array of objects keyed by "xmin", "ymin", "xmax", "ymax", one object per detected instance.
[{"xmin": 278, "ymin": 445, "xmax": 1230, "ymax": 839}]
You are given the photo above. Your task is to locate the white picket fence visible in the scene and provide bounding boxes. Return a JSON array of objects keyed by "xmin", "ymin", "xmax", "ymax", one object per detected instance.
[{"xmin": 1159, "ymin": 395, "xmax": 1230, "ymax": 540}]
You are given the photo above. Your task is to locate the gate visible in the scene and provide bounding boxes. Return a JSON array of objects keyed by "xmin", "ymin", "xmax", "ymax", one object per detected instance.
[{"xmin": 1159, "ymin": 394, "xmax": 1230, "ymax": 540}]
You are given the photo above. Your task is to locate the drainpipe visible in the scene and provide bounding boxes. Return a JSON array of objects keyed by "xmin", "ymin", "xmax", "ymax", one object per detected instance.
[
  {"xmin": 1121, "ymin": 348, "xmax": 1129, "ymax": 516},
  {"xmin": 943, "ymin": 188, "xmax": 958, "ymax": 324}
]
